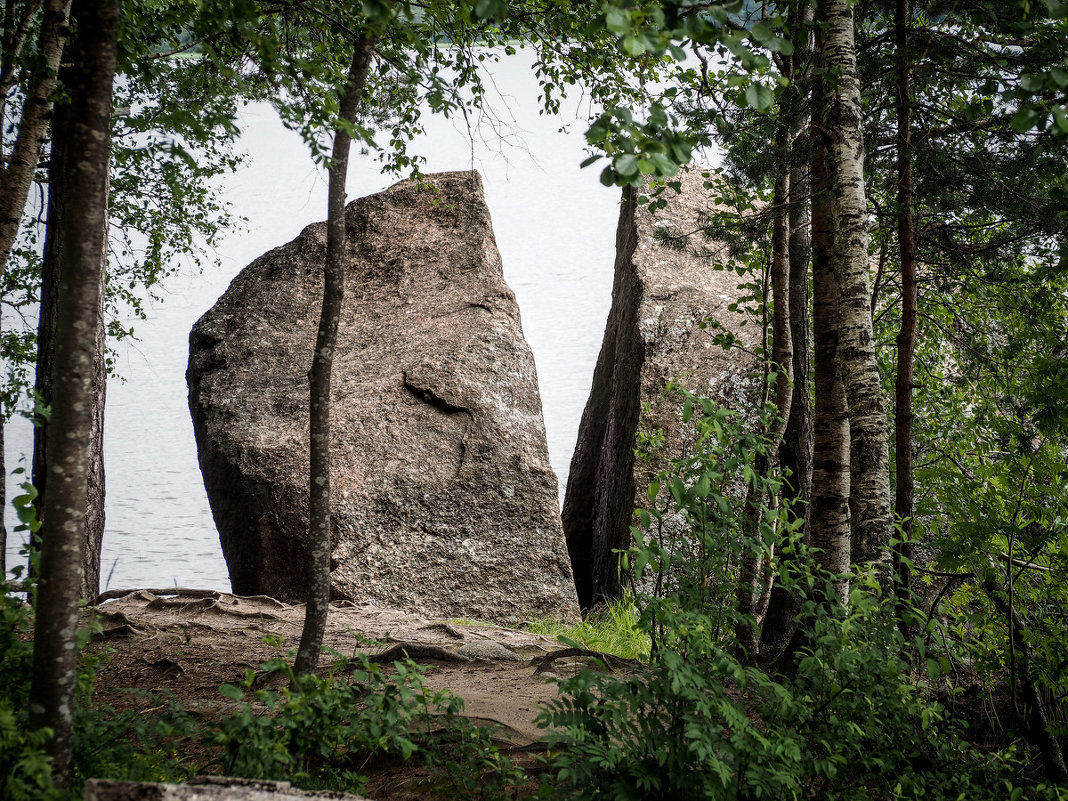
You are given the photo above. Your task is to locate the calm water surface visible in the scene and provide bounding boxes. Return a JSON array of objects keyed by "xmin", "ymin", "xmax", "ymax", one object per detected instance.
[{"xmin": 4, "ymin": 57, "xmax": 631, "ymax": 591}]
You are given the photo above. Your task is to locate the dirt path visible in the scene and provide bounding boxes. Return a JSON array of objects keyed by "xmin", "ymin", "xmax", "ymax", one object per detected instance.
[{"xmin": 86, "ymin": 589, "xmax": 581, "ymax": 745}]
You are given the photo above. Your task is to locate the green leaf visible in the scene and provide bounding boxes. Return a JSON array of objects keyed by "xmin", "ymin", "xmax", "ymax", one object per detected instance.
[
  {"xmin": 745, "ymin": 83, "xmax": 774, "ymax": 112},
  {"xmin": 649, "ymin": 151, "xmax": 679, "ymax": 176},
  {"xmin": 557, "ymin": 634, "xmax": 585, "ymax": 650},
  {"xmin": 474, "ymin": 0, "xmax": 509, "ymax": 21},
  {"xmin": 605, "ymin": 6, "xmax": 630, "ymax": 34},
  {"xmin": 615, "ymin": 153, "xmax": 639, "ymax": 177},
  {"xmin": 622, "ymin": 33, "xmax": 649, "ymax": 56},
  {"xmin": 765, "ymin": 36, "xmax": 794, "ymax": 55},
  {"xmin": 695, "ymin": 474, "xmax": 710, "ymax": 498},
  {"xmin": 219, "ymin": 683, "xmax": 244, "ymax": 700},
  {"xmin": 1053, "ymin": 106, "xmax": 1068, "ymax": 133},
  {"xmin": 750, "ymin": 21, "xmax": 772, "ymax": 42},
  {"xmin": 1010, "ymin": 108, "xmax": 1040, "ymax": 132},
  {"xmin": 1020, "ymin": 73, "xmax": 1046, "ymax": 93}
]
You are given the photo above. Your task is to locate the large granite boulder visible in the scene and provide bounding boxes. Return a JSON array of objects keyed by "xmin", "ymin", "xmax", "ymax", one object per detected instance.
[
  {"xmin": 562, "ymin": 169, "xmax": 759, "ymax": 611},
  {"xmin": 188, "ymin": 171, "xmax": 578, "ymax": 623}
]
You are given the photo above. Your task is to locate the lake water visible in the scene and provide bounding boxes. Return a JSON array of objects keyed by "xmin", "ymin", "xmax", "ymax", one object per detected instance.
[{"xmin": 4, "ymin": 54, "xmax": 719, "ymax": 592}]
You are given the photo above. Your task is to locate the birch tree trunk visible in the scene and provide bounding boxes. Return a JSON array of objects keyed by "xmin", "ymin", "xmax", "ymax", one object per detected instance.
[
  {"xmin": 893, "ymin": 0, "xmax": 917, "ymax": 601},
  {"xmin": 810, "ymin": 73, "xmax": 851, "ymax": 597},
  {"xmin": 761, "ymin": 4, "xmax": 815, "ymax": 658},
  {"xmin": 0, "ymin": 0, "xmax": 71, "ymax": 265},
  {"xmin": 27, "ymin": 0, "xmax": 118, "ymax": 783},
  {"xmin": 294, "ymin": 32, "xmax": 377, "ymax": 678},
  {"xmin": 818, "ymin": 0, "xmax": 894, "ymax": 575}
]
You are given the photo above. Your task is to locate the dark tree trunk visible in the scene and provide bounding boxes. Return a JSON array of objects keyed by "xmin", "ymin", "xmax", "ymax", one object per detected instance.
[
  {"xmin": 893, "ymin": 0, "xmax": 917, "ymax": 602},
  {"xmin": 33, "ymin": 48, "xmax": 106, "ymax": 599},
  {"xmin": 0, "ymin": 0, "xmax": 71, "ymax": 574},
  {"xmin": 27, "ymin": 0, "xmax": 119, "ymax": 784},
  {"xmin": 294, "ymin": 32, "xmax": 377, "ymax": 678},
  {"xmin": 762, "ymin": 4, "xmax": 815, "ymax": 658},
  {"xmin": 737, "ymin": 110, "xmax": 793, "ymax": 659}
]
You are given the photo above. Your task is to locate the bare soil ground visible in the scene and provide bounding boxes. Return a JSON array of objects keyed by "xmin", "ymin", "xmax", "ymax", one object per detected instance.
[{"xmin": 82, "ymin": 589, "xmax": 594, "ymax": 798}]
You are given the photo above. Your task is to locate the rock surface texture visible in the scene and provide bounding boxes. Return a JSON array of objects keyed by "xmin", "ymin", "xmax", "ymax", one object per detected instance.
[
  {"xmin": 562, "ymin": 169, "xmax": 759, "ymax": 610},
  {"xmin": 188, "ymin": 171, "xmax": 578, "ymax": 623},
  {"xmin": 85, "ymin": 777, "xmax": 367, "ymax": 801}
]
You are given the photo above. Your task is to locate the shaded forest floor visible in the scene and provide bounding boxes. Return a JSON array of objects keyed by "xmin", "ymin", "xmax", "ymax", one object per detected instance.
[
  {"xmin": 82, "ymin": 589, "xmax": 592, "ymax": 799},
  {"xmin": 79, "ymin": 589, "xmax": 1031, "ymax": 800}
]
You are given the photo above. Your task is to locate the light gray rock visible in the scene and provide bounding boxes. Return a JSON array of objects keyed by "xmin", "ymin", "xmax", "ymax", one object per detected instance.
[
  {"xmin": 85, "ymin": 777, "xmax": 366, "ymax": 800},
  {"xmin": 457, "ymin": 640, "xmax": 523, "ymax": 661},
  {"xmin": 188, "ymin": 171, "xmax": 578, "ymax": 623},
  {"xmin": 562, "ymin": 169, "xmax": 759, "ymax": 610}
]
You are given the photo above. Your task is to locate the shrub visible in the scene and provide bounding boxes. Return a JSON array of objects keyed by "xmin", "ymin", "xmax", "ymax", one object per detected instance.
[{"xmin": 538, "ymin": 391, "xmax": 1067, "ymax": 800}]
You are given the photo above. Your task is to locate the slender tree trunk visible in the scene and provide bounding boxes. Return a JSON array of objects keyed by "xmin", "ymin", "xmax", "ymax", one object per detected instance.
[
  {"xmin": 0, "ymin": 0, "xmax": 45, "ymax": 122},
  {"xmin": 0, "ymin": 0, "xmax": 71, "ymax": 265},
  {"xmin": 736, "ymin": 113, "xmax": 793, "ymax": 659},
  {"xmin": 893, "ymin": 0, "xmax": 917, "ymax": 602},
  {"xmin": 33, "ymin": 47, "xmax": 107, "ymax": 599},
  {"xmin": 0, "ymin": 0, "xmax": 71, "ymax": 576},
  {"xmin": 27, "ymin": 0, "xmax": 118, "ymax": 784},
  {"xmin": 810, "ymin": 77, "xmax": 851, "ymax": 598},
  {"xmin": 818, "ymin": 0, "xmax": 893, "ymax": 575},
  {"xmin": 762, "ymin": 5, "xmax": 815, "ymax": 658},
  {"xmin": 294, "ymin": 32, "xmax": 377, "ymax": 678}
]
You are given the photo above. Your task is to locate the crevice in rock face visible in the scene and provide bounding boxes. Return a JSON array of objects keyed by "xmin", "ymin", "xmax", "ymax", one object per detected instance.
[
  {"xmin": 561, "ymin": 170, "xmax": 756, "ymax": 616},
  {"xmin": 401, "ymin": 371, "xmax": 471, "ymax": 416},
  {"xmin": 562, "ymin": 186, "xmax": 644, "ymax": 613}
]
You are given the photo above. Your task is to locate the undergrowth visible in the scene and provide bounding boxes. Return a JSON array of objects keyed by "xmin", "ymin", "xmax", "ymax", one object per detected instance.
[
  {"xmin": 537, "ymin": 390, "xmax": 1068, "ymax": 801},
  {"xmin": 523, "ymin": 599, "xmax": 649, "ymax": 660},
  {"xmin": 7, "ymin": 389, "xmax": 1068, "ymax": 799},
  {"xmin": 0, "ymin": 575, "xmax": 527, "ymax": 801}
]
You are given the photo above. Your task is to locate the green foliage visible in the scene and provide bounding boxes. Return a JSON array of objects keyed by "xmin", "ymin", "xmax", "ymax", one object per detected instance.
[
  {"xmin": 539, "ymin": 393, "xmax": 1065, "ymax": 800},
  {"xmin": 628, "ymin": 387, "xmax": 793, "ymax": 652},
  {"xmin": 0, "ymin": 578, "xmax": 58, "ymax": 800},
  {"xmin": 524, "ymin": 599, "xmax": 649, "ymax": 660},
  {"xmin": 203, "ymin": 654, "xmax": 523, "ymax": 798}
]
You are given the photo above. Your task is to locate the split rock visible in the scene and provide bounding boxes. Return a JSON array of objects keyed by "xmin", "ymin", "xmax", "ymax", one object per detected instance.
[
  {"xmin": 562, "ymin": 169, "xmax": 760, "ymax": 610},
  {"xmin": 188, "ymin": 171, "xmax": 578, "ymax": 623}
]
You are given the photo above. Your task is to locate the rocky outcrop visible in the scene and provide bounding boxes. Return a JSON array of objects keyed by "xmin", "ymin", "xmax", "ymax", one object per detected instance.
[
  {"xmin": 188, "ymin": 171, "xmax": 578, "ymax": 623},
  {"xmin": 562, "ymin": 169, "xmax": 759, "ymax": 610}
]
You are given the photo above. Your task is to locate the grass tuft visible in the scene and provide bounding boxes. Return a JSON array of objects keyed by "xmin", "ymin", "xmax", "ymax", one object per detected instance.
[{"xmin": 523, "ymin": 599, "xmax": 649, "ymax": 660}]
